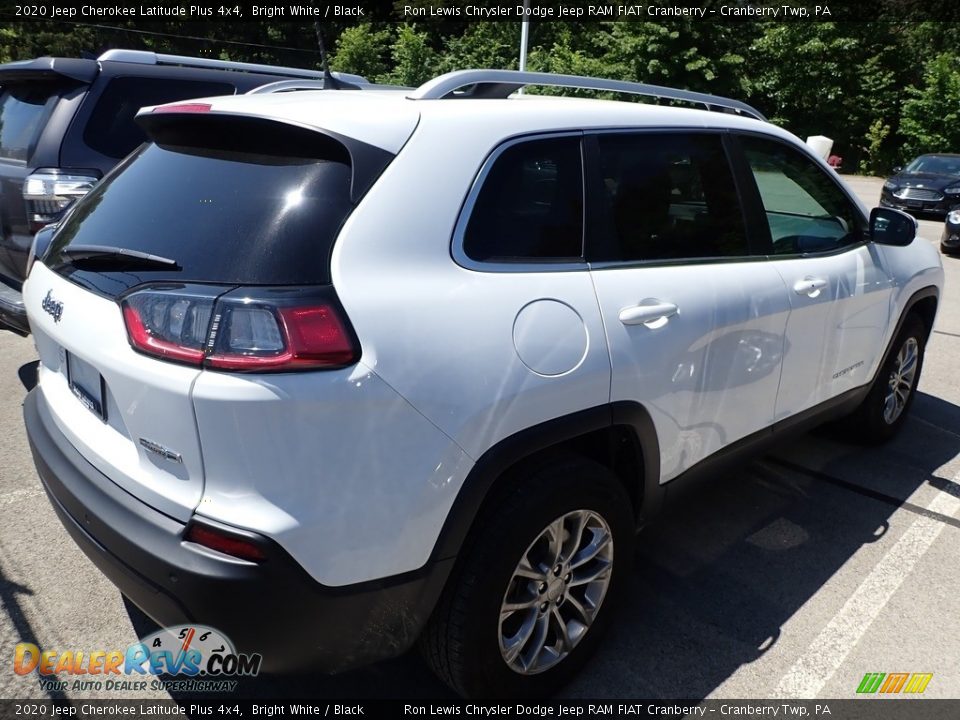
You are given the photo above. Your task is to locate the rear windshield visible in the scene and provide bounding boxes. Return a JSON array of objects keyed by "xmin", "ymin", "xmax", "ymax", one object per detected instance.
[
  {"xmin": 0, "ymin": 84, "xmax": 60, "ymax": 162},
  {"xmin": 46, "ymin": 141, "xmax": 353, "ymax": 291}
]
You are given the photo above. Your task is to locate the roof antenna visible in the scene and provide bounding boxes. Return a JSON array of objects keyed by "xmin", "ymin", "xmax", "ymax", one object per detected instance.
[{"xmin": 314, "ymin": 22, "xmax": 361, "ymax": 90}]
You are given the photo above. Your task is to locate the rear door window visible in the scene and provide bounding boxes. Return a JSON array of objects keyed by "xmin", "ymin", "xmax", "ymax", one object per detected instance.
[
  {"xmin": 83, "ymin": 77, "xmax": 234, "ymax": 159},
  {"xmin": 591, "ymin": 132, "xmax": 749, "ymax": 262},
  {"xmin": 0, "ymin": 84, "xmax": 61, "ymax": 162}
]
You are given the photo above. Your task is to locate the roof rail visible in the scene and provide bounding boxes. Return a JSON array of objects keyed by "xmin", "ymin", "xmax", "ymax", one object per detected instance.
[
  {"xmin": 96, "ymin": 49, "xmax": 368, "ymax": 84},
  {"xmin": 247, "ymin": 80, "xmax": 334, "ymax": 94},
  {"xmin": 248, "ymin": 79, "xmax": 413, "ymax": 95},
  {"xmin": 408, "ymin": 69, "xmax": 766, "ymax": 121}
]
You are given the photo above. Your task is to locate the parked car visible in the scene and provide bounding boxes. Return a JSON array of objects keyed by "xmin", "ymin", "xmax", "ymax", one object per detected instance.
[
  {"xmin": 941, "ymin": 208, "xmax": 960, "ymax": 255},
  {"xmin": 21, "ymin": 69, "xmax": 943, "ymax": 698},
  {"xmin": 0, "ymin": 49, "xmax": 368, "ymax": 336},
  {"xmin": 879, "ymin": 153, "xmax": 960, "ymax": 217}
]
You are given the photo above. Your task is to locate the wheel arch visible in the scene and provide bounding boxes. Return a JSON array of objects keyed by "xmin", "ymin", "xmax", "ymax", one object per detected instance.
[
  {"xmin": 881, "ymin": 285, "xmax": 939, "ymax": 378},
  {"xmin": 428, "ymin": 401, "xmax": 661, "ymax": 564},
  {"xmin": 906, "ymin": 291, "xmax": 938, "ymax": 341}
]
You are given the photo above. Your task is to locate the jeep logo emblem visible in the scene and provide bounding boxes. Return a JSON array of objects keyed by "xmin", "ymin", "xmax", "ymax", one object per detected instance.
[{"xmin": 42, "ymin": 290, "xmax": 63, "ymax": 323}]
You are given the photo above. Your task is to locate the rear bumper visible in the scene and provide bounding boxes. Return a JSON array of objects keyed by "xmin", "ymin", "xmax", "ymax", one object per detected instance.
[
  {"xmin": 0, "ymin": 279, "xmax": 28, "ymax": 336},
  {"xmin": 24, "ymin": 387, "xmax": 452, "ymax": 673}
]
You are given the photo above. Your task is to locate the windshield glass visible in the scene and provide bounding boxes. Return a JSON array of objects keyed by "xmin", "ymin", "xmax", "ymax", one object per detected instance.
[{"xmin": 904, "ymin": 155, "xmax": 960, "ymax": 176}]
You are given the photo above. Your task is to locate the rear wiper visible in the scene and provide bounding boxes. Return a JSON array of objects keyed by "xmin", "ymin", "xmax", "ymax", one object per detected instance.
[{"xmin": 54, "ymin": 244, "xmax": 180, "ymax": 270}]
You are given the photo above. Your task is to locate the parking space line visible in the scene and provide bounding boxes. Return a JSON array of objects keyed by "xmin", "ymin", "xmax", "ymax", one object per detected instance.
[
  {"xmin": 932, "ymin": 329, "xmax": 960, "ymax": 339},
  {"xmin": 772, "ymin": 477, "xmax": 960, "ymax": 698},
  {"xmin": 766, "ymin": 456, "xmax": 960, "ymax": 530}
]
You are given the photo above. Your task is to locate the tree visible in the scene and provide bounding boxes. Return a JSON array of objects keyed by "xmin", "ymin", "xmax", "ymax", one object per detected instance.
[
  {"xmin": 748, "ymin": 22, "xmax": 910, "ymax": 171},
  {"xmin": 382, "ymin": 25, "xmax": 436, "ymax": 86},
  {"xmin": 900, "ymin": 53, "xmax": 960, "ymax": 159},
  {"xmin": 329, "ymin": 24, "xmax": 393, "ymax": 79}
]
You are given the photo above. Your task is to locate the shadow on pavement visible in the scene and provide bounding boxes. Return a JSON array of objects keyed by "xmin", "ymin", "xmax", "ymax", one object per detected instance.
[
  {"xmin": 564, "ymin": 390, "xmax": 959, "ymax": 698},
  {"xmin": 0, "ymin": 565, "xmax": 68, "ymax": 701}
]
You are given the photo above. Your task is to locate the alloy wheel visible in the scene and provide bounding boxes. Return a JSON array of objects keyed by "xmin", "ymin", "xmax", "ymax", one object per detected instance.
[
  {"xmin": 498, "ymin": 509, "xmax": 614, "ymax": 675},
  {"xmin": 883, "ymin": 336, "xmax": 919, "ymax": 425}
]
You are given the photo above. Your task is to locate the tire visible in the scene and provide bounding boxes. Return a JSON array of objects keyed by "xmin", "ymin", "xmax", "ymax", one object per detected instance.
[
  {"xmin": 420, "ymin": 456, "xmax": 634, "ymax": 698},
  {"xmin": 836, "ymin": 313, "xmax": 926, "ymax": 444}
]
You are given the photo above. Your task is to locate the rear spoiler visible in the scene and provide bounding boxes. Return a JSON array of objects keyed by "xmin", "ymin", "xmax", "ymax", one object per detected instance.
[
  {"xmin": 0, "ymin": 57, "xmax": 98, "ymax": 84},
  {"xmin": 136, "ymin": 109, "xmax": 394, "ymax": 205}
]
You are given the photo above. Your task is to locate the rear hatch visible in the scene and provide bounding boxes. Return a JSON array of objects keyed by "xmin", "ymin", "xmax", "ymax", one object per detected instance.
[{"xmin": 24, "ymin": 107, "xmax": 400, "ymax": 521}]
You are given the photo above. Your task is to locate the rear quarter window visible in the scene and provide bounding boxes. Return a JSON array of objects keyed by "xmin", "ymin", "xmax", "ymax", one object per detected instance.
[
  {"xmin": 0, "ymin": 84, "xmax": 61, "ymax": 162},
  {"xmin": 83, "ymin": 77, "xmax": 234, "ymax": 159},
  {"xmin": 462, "ymin": 136, "xmax": 585, "ymax": 262}
]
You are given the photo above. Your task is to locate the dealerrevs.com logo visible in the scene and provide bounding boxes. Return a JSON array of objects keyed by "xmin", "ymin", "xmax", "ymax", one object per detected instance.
[
  {"xmin": 856, "ymin": 672, "xmax": 933, "ymax": 695},
  {"xmin": 14, "ymin": 625, "xmax": 261, "ymax": 693}
]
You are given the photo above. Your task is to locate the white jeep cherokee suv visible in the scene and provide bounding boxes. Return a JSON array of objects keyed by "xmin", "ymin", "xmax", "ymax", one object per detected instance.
[{"xmin": 22, "ymin": 70, "xmax": 943, "ymax": 697}]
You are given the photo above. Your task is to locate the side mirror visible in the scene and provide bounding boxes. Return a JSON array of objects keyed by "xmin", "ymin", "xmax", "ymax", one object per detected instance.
[
  {"xmin": 892, "ymin": 166, "xmax": 902, "ymax": 174},
  {"xmin": 870, "ymin": 207, "xmax": 917, "ymax": 247}
]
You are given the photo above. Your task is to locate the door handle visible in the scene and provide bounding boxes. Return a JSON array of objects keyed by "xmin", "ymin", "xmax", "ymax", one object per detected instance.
[
  {"xmin": 619, "ymin": 301, "xmax": 679, "ymax": 326},
  {"xmin": 793, "ymin": 277, "xmax": 828, "ymax": 297}
]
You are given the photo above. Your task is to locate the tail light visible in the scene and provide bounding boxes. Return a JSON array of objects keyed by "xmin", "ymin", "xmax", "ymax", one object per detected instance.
[
  {"xmin": 23, "ymin": 169, "xmax": 99, "ymax": 233},
  {"xmin": 120, "ymin": 284, "xmax": 359, "ymax": 372}
]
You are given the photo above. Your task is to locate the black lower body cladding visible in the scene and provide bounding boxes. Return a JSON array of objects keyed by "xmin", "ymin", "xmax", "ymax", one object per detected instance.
[{"xmin": 23, "ymin": 388, "xmax": 452, "ymax": 674}]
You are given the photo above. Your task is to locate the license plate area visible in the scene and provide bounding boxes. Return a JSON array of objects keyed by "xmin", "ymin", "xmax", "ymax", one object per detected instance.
[
  {"xmin": 906, "ymin": 199, "xmax": 923, "ymax": 209},
  {"xmin": 66, "ymin": 351, "xmax": 107, "ymax": 421}
]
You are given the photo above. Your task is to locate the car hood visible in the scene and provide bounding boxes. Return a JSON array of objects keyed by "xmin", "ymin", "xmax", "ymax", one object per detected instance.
[{"xmin": 891, "ymin": 172, "xmax": 960, "ymax": 189}]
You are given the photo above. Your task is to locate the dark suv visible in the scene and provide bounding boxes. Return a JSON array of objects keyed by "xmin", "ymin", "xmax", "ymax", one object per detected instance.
[{"xmin": 0, "ymin": 49, "xmax": 366, "ymax": 335}]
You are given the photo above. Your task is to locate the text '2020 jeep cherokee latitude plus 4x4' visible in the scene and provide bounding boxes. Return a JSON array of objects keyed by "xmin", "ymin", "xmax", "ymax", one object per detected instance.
[{"xmin": 21, "ymin": 70, "xmax": 943, "ymax": 698}]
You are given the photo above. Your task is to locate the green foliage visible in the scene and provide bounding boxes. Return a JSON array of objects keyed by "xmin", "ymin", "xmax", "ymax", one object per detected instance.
[
  {"xmin": 0, "ymin": 26, "xmax": 18, "ymax": 63},
  {"xmin": 749, "ymin": 24, "xmax": 860, "ymax": 132},
  {"xmin": 381, "ymin": 25, "xmax": 436, "ymax": 86},
  {"xmin": 900, "ymin": 53, "xmax": 960, "ymax": 160},
  {"xmin": 861, "ymin": 119, "xmax": 892, "ymax": 175},
  {"xmin": 0, "ymin": 23, "xmax": 100, "ymax": 59},
  {"xmin": 746, "ymin": 22, "xmax": 918, "ymax": 171},
  {"xmin": 432, "ymin": 23, "xmax": 520, "ymax": 74},
  {"xmin": 330, "ymin": 24, "xmax": 393, "ymax": 79},
  {"xmin": 1, "ymin": 19, "xmax": 958, "ymax": 173},
  {"xmin": 597, "ymin": 22, "xmax": 751, "ymax": 97}
]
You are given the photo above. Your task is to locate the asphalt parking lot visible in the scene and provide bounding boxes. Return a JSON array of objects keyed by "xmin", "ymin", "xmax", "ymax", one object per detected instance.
[{"xmin": 0, "ymin": 175, "xmax": 957, "ymax": 702}]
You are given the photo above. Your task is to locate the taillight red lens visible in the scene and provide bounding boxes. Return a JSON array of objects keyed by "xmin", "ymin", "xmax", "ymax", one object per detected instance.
[
  {"xmin": 280, "ymin": 306, "xmax": 357, "ymax": 364},
  {"xmin": 184, "ymin": 523, "xmax": 266, "ymax": 562},
  {"xmin": 120, "ymin": 285, "xmax": 358, "ymax": 372},
  {"xmin": 122, "ymin": 305, "xmax": 206, "ymax": 365},
  {"xmin": 121, "ymin": 286, "xmax": 215, "ymax": 365}
]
